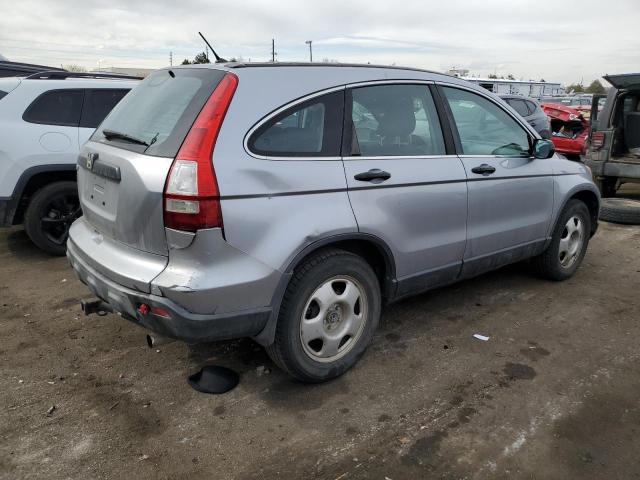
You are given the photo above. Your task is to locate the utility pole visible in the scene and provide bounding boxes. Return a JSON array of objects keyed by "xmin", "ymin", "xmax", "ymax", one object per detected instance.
[
  {"xmin": 305, "ymin": 40, "xmax": 313, "ymax": 62},
  {"xmin": 271, "ymin": 38, "xmax": 276, "ymax": 62},
  {"xmin": 169, "ymin": 51, "xmax": 173, "ymax": 66}
]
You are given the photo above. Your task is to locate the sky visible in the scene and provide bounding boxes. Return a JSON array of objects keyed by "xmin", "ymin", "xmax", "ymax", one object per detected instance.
[{"xmin": 0, "ymin": 0, "xmax": 638, "ymax": 85}]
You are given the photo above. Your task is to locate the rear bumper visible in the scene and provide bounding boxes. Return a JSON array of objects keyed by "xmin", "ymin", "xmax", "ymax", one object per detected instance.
[
  {"xmin": 585, "ymin": 156, "xmax": 640, "ymax": 180},
  {"xmin": 67, "ymin": 239, "xmax": 271, "ymax": 343},
  {"xmin": 603, "ymin": 161, "xmax": 640, "ymax": 180}
]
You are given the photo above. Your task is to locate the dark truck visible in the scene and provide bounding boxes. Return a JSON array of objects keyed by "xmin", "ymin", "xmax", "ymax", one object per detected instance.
[{"xmin": 585, "ymin": 74, "xmax": 640, "ymax": 197}]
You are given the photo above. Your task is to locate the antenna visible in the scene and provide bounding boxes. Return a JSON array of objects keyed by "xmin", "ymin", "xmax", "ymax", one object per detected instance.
[{"xmin": 198, "ymin": 32, "xmax": 227, "ymax": 63}]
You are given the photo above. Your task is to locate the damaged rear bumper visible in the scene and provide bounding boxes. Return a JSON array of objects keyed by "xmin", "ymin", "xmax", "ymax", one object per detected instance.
[{"xmin": 67, "ymin": 238, "xmax": 271, "ymax": 343}]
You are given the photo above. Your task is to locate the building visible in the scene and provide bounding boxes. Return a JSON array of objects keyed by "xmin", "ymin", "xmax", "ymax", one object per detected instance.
[
  {"xmin": 461, "ymin": 77, "xmax": 565, "ymax": 98},
  {"xmin": 91, "ymin": 66, "xmax": 156, "ymax": 78},
  {"xmin": 447, "ymin": 68, "xmax": 469, "ymax": 77}
]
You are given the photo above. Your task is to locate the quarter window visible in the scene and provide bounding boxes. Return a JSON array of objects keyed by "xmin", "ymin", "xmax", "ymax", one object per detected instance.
[
  {"xmin": 249, "ymin": 91, "xmax": 344, "ymax": 157},
  {"xmin": 80, "ymin": 89, "xmax": 129, "ymax": 128},
  {"xmin": 23, "ymin": 89, "xmax": 84, "ymax": 127},
  {"xmin": 524, "ymin": 100, "xmax": 538, "ymax": 116},
  {"xmin": 350, "ymin": 84, "xmax": 445, "ymax": 156},
  {"xmin": 443, "ymin": 87, "xmax": 530, "ymax": 156}
]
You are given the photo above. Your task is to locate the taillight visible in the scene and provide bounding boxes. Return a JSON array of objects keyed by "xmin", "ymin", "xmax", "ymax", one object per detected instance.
[
  {"xmin": 592, "ymin": 131, "xmax": 605, "ymax": 150},
  {"xmin": 164, "ymin": 73, "xmax": 238, "ymax": 232}
]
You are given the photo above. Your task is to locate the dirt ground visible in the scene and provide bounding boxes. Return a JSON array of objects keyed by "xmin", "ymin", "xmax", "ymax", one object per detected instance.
[{"xmin": 1, "ymin": 196, "xmax": 640, "ymax": 480}]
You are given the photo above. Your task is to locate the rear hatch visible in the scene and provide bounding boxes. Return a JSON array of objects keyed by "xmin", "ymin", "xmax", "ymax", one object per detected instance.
[
  {"xmin": 604, "ymin": 73, "xmax": 640, "ymax": 90},
  {"xmin": 78, "ymin": 67, "xmax": 227, "ymax": 259}
]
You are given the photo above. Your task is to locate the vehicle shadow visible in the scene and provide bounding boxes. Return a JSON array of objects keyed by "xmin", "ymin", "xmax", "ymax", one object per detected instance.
[
  {"xmin": 185, "ymin": 261, "xmax": 531, "ymax": 382},
  {"xmin": 2, "ymin": 227, "xmax": 54, "ymax": 262}
]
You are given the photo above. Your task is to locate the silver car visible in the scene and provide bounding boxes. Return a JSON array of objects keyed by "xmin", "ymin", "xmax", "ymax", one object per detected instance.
[
  {"xmin": 67, "ymin": 63, "xmax": 600, "ymax": 382},
  {"xmin": 500, "ymin": 94, "xmax": 551, "ymax": 139}
]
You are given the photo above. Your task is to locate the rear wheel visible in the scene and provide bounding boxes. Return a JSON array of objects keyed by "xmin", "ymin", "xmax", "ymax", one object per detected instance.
[
  {"xmin": 24, "ymin": 181, "xmax": 81, "ymax": 255},
  {"xmin": 267, "ymin": 249, "xmax": 381, "ymax": 383},
  {"xmin": 531, "ymin": 199, "xmax": 591, "ymax": 281}
]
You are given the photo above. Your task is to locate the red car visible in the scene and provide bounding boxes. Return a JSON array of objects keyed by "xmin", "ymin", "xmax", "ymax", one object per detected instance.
[{"xmin": 541, "ymin": 103, "xmax": 590, "ymax": 159}]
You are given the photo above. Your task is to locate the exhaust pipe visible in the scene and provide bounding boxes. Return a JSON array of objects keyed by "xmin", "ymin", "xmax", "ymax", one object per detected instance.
[{"xmin": 146, "ymin": 334, "xmax": 174, "ymax": 348}]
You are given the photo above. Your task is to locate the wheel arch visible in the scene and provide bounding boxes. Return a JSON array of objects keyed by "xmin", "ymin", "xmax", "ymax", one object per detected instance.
[
  {"xmin": 253, "ymin": 233, "xmax": 397, "ymax": 347},
  {"xmin": 6, "ymin": 165, "xmax": 77, "ymax": 225},
  {"xmin": 567, "ymin": 188, "xmax": 600, "ymax": 237}
]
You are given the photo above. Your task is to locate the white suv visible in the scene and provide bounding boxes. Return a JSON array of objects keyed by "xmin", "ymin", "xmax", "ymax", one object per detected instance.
[{"xmin": 0, "ymin": 71, "xmax": 138, "ymax": 254}]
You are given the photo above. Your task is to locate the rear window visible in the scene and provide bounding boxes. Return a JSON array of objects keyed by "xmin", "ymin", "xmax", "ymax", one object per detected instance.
[
  {"xmin": 23, "ymin": 89, "xmax": 83, "ymax": 127},
  {"xmin": 93, "ymin": 68, "xmax": 226, "ymax": 157},
  {"xmin": 507, "ymin": 99, "xmax": 530, "ymax": 117},
  {"xmin": 80, "ymin": 89, "xmax": 129, "ymax": 128}
]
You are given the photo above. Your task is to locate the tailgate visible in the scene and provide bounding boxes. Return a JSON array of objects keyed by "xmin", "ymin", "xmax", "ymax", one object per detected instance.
[
  {"xmin": 77, "ymin": 66, "xmax": 228, "ymax": 257},
  {"xmin": 604, "ymin": 73, "xmax": 640, "ymax": 90},
  {"xmin": 78, "ymin": 142, "xmax": 172, "ymax": 255}
]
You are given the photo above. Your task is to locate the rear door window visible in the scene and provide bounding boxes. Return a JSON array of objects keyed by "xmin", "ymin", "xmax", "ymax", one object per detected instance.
[
  {"xmin": 0, "ymin": 90, "xmax": 7, "ymax": 101},
  {"xmin": 249, "ymin": 91, "xmax": 344, "ymax": 157},
  {"xmin": 80, "ymin": 89, "xmax": 129, "ymax": 128},
  {"xmin": 443, "ymin": 87, "xmax": 530, "ymax": 156},
  {"xmin": 93, "ymin": 68, "xmax": 226, "ymax": 157},
  {"xmin": 349, "ymin": 84, "xmax": 445, "ymax": 156},
  {"xmin": 22, "ymin": 89, "xmax": 84, "ymax": 127}
]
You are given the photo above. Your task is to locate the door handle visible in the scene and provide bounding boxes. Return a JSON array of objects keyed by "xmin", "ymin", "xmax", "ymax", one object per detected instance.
[
  {"xmin": 471, "ymin": 164, "xmax": 496, "ymax": 176},
  {"xmin": 354, "ymin": 169, "xmax": 391, "ymax": 183}
]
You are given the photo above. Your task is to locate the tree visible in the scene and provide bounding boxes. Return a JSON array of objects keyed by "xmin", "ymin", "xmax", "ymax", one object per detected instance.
[
  {"xmin": 507, "ymin": 74, "xmax": 515, "ymax": 80},
  {"xmin": 181, "ymin": 52, "xmax": 210, "ymax": 65},
  {"xmin": 488, "ymin": 73, "xmax": 498, "ymax": 79},
  {"xmin": 193, "ymin": 52, "xmax": 210, "ymax": 64},
  {"xmin": 566, "ymin": 83, "xmax": 585, "ymax": 93},
  {"xmin": 585, "ymin": 79, "xmax": 605, "ymax": 94}
]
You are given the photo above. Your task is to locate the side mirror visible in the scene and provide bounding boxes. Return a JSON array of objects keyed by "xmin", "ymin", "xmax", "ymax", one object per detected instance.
[{"xmin": 533, "ymin": 138, "xmax": 555, "ymax": 159}]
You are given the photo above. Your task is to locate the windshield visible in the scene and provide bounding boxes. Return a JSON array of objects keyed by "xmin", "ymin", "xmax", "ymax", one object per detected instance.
[{"xmin": 92, "ymin": 68, "xmax": 226, "ymax": 157}]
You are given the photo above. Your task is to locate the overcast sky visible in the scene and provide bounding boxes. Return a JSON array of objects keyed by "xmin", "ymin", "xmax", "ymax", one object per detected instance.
[{"xmin": 1, "ymin": 0, "xmax": 638, "ymax": 85}]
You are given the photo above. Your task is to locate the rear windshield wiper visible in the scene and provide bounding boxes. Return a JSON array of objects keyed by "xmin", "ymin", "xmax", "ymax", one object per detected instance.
[{"xmin": 102, "ymin": 129, "xmax": 150, "ymax": 146}]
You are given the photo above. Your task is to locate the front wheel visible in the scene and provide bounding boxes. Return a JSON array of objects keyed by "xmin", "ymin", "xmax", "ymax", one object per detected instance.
[
  {"xmin": 267, "ymin": 249, "xmax": 381, "ymax": 383},
  {"xmin": 531, "ymin": 199, "xmax": 591, "ymax": 281},
  {"xmin": 24, "ymin": 181, "xmax": 81, "ymax": 256}
]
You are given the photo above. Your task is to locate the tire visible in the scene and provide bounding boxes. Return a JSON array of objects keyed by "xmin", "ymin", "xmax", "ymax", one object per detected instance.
[
  {"xmin": 266, "ymin": 248, "xmax": 381, "ymax": 383},
  {"xmin": 531, "ymin": 199, "xmax": 591, "ymax": 281},
  {"xmin": 599, "ymin": 198, "xmax": 640, "ymax": 225},
  {"xmin": 595, "ymin": 177, "xmax": 617, "ymax": 198},
  {"xmin": 24, "ymin": 181, "xmax": 81, "ymax": 256}
]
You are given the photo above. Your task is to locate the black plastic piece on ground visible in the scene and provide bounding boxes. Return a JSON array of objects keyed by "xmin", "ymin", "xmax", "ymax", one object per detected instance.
[
  {"xmin": 188, "ymin": 366, "xmax": 239, "ymax": 394},
  {"xmin": 80, "ymin": 298, "xmax": 113, "ymax": 316}
]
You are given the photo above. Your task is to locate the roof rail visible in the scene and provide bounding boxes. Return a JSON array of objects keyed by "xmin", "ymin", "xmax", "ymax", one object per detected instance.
[{"xmin": 24, "ymin": 70, "xmax": 143, "ymax": 80}]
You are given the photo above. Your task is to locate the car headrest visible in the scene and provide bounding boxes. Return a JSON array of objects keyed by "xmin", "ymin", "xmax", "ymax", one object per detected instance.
[{"xmin": 376, "ymin": 95, "xmax": 416, "ymax": 138}]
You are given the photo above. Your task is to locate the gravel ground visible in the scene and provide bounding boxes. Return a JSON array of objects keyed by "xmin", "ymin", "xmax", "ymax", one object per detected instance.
[{"xmin": 1, "ymin": 205, "xmax": 640, "ymax": 479}]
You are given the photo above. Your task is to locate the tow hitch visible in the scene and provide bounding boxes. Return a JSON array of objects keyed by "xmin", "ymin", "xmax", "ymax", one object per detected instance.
[{"xmin": 80, "ymin": 298, "xmax": 113, "ymax": 316}]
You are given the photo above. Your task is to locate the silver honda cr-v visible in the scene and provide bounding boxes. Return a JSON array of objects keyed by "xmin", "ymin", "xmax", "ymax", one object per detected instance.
[{"xmin": 67, "ymin": 63, "xmax": 600, "ymax": 382}]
